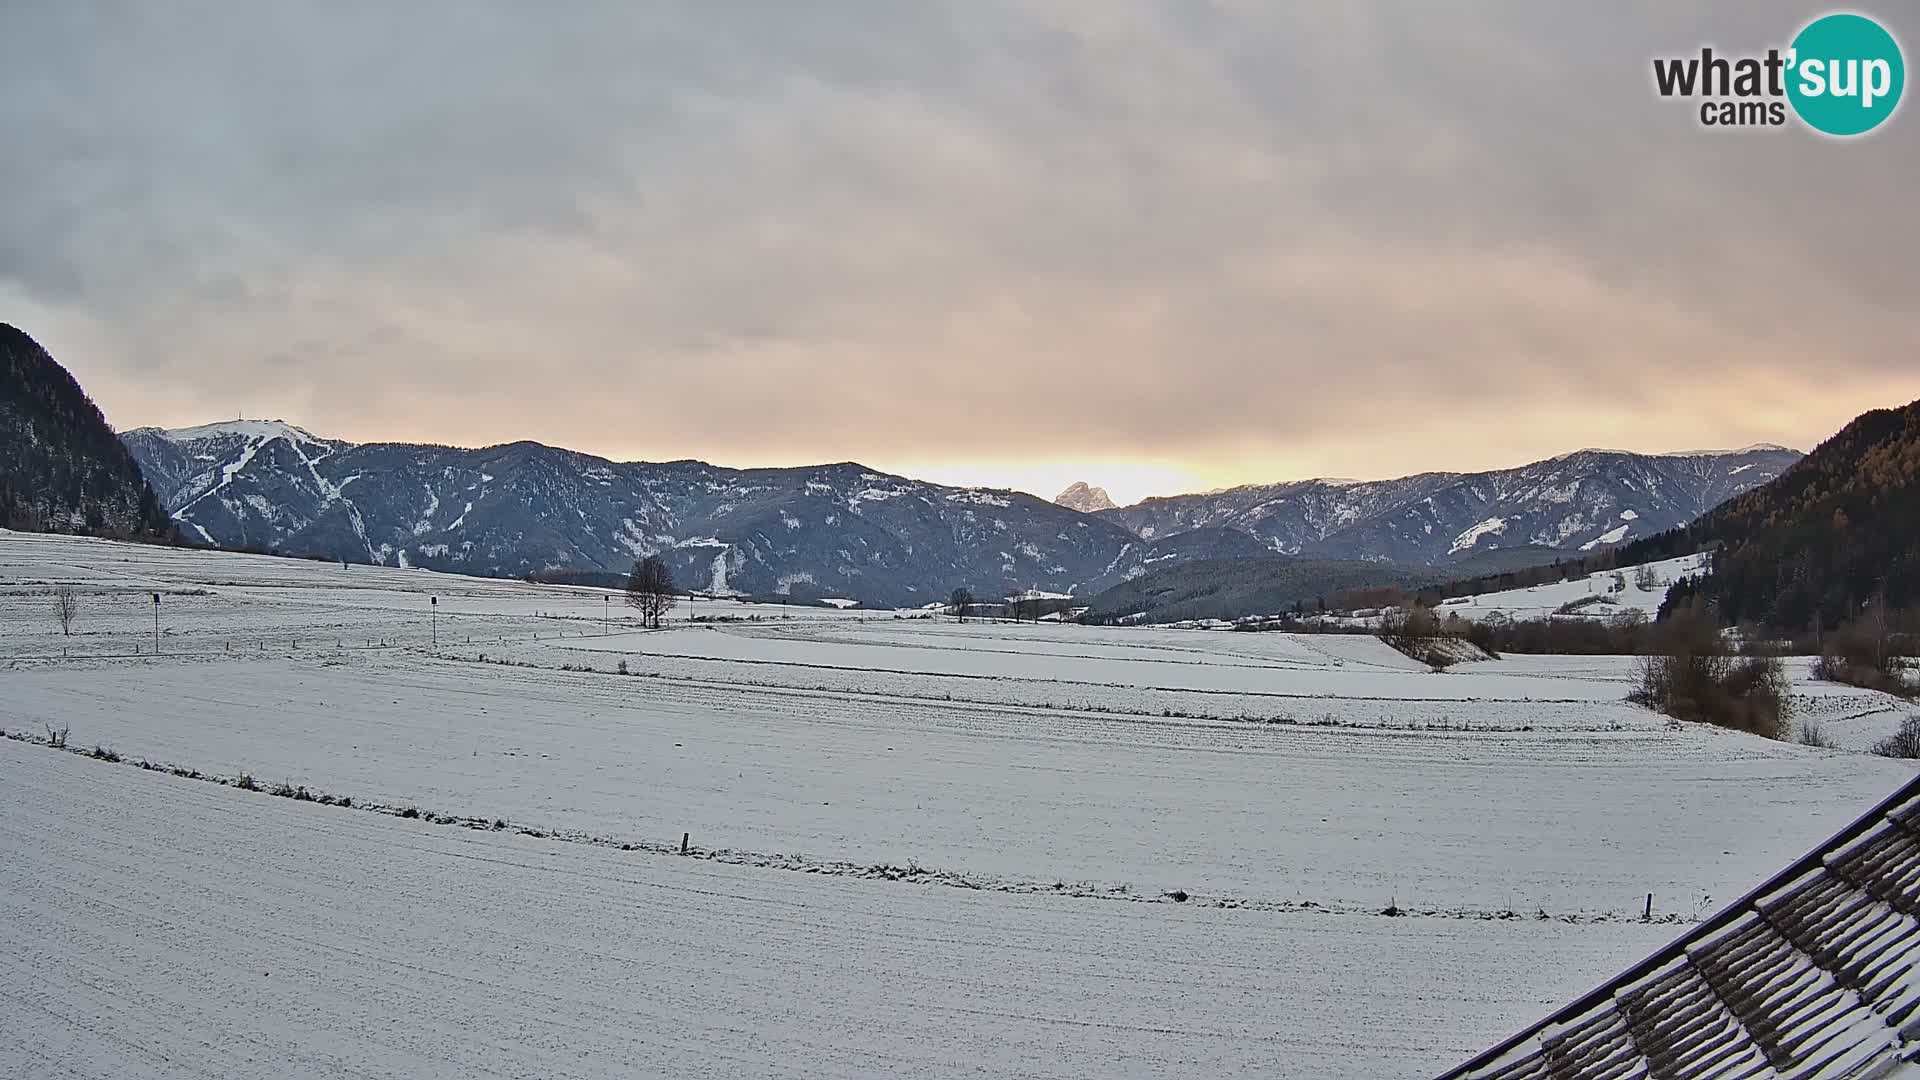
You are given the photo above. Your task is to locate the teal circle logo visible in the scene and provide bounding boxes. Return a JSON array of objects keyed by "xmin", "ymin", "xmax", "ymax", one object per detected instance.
[{"xmin": 1787, "ymin": 13, "xmax": 1905, "ymax": 136}]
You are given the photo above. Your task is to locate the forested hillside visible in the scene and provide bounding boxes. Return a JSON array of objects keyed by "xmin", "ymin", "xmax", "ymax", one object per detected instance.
[
  {"xmin": 0, "ymin": 324, "xmax": 172, "ymax": 538},
  {"xmin": 1668, "ymin": 399, "xmax": 1920, "ymax": 632}
]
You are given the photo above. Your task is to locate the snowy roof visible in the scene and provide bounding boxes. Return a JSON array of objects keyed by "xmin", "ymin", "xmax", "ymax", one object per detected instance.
[{"xmin": 1439, "ymin": 773, "xmax": 1920, "ymax": 1080}]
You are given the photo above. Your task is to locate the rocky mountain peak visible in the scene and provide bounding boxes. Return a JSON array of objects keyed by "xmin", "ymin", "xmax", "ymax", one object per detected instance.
[{"xmin": 1055, "ymin": 481, "xmax": 1116, "ymax": 513}]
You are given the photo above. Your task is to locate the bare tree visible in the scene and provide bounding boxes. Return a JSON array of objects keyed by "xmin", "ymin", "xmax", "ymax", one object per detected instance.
[
  {"xmin": 1005, "ymin": 588, "xmax": 1059, "ymax": 624},
  {"xmin": 625, "ymin": 555, "xmax": 677, "ymax": 629},
  {"xmin": 1005, "ymin": 588, "xmax": 1027, "ymax": 623},
  {"xmin": 55, "ymin": 587, "xmax": 78, "ymax": 636},
  {"xmin": 1629, "ymin": 607, "xmax": 1790, "ymax": 740},
  {"xmin": 948, "ymin": 587, "xmax": 973, "ymax": 622},
  {"xmin": 1874, "ymin": 715, "xmax": 1920, "ymax": 759},
  {"xmin": 1866, "ymin": 592, "xmax": 1894, "ymax": 674},
  {"xmin": 1633, "ymin": 563, "xmax": 1659, "ymax": 591}
]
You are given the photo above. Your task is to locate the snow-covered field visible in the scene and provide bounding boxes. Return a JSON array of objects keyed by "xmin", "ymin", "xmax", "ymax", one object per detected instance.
[
  {"xmin": 0, "ymin": 740, "xmax": 1678, "ymax": 1079},
  {"xmin": 0, "ymin": 529, "xmax": 890, "ymax": 657},
  {"xmin": 1435, "ymin": 553, "xmax": 1710, "ymax": 623},
  {"xmin": 3, "ymin": 530, "xmax": 1916, "ymax": 1078}
]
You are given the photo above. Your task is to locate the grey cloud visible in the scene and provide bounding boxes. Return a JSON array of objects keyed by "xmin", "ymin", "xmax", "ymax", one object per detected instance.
[{"xmin": 1, "ymin": 1, "xmax": 1914, "ymax": 483}]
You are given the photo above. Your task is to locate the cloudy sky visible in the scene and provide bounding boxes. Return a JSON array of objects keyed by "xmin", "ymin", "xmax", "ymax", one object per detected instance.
[{"xmin": 3, "ymin": 2, "xmax": 1915, "ymax": 504}]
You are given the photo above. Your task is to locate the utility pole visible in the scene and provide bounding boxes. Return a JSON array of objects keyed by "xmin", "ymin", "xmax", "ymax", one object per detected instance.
[
  {"xmin": 151, "ymin": 592, "xmax": 160, "ymax": 653},
  {"xmin": 430, "ymin": 596, "xmax": 438, "ymax": 649}
]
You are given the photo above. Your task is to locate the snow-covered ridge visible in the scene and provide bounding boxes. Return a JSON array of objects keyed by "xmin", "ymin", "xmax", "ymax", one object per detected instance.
[
  {"xmin": 1651, "ymin": 442, "xmax": 1797, "ymax": 458},
  {"xmin": 145, "ymin": 419, "xmax": 331, "ymax": 445},
  {"xmin": 1102, "ymin": 444, "xmax": 1802, "ymax": 567},
  {"xmin": 1552, "ymin": 444, "xmax": 1797, "ymax": 461}
]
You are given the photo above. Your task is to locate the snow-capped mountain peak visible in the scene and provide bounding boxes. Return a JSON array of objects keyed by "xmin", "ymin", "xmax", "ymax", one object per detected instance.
[
  {"xmin": 144, "ymin": 418, "xmax": 330, "ymax": 446},
  {"xmin": 1054, "ymin": 481, "xmax": 1117, "ymax": 513}
]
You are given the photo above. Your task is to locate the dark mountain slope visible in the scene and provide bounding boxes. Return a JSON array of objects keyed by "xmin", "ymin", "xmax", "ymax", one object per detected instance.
[
  {"xmin": 0, "ymin": 324, "xmax": 171, "ymax": 538},
  {"xmin": 1668, "ymin": 398, "xmax": 1920, "ymax": 630}
]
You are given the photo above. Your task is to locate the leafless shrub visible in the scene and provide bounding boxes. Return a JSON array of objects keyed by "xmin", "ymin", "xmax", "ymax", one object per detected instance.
[
  {"xmin": 1629, "ymin": 608, "xmax": 1791, "ymax": 740},
  {"xmin": 1872, "ymin": 716, "xmax": 1920, "ymax": 759},
  {"xmin": 1798, "ymin": 721, "xmax": 1838, "ymax": 750},
  {"xmin": 1814, "ymin": 608, "xmax": 1915, "ymax": 698},
  {"xmin": 44, "ymin": 724, "xmax": 69, "ymax": 748},
  {"xmin": 1381, "ymin": 605, "xmax": 1470, "ymax": 669},
  {"xmin": 56, "ymin": 587, "xmax": 78, "ymax": 636}
]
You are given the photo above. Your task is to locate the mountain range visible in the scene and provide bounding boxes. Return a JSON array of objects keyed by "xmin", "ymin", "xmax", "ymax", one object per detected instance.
[
  {"xmin": 120, "ymin": 420, "xmax": 1158, "ymax": 606},
  {"xmin": 6, "ymin": 320, "xmax": 1901, "ymax": 633},
  {"xmin": 118, "ymin": 417, "xmax": 1797, "ymax": 606},
  {"xmin": 1094, "ymin": 446, "xmax": 1799, "ymax": 564}
]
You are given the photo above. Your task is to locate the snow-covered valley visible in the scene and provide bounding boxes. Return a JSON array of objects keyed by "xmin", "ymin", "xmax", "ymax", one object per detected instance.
[{"xmin": 3, "ymin": 530, "xmax": 1914, "ymax": 1078}]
